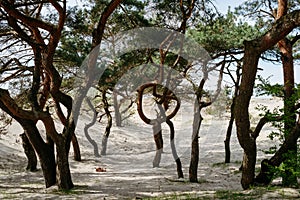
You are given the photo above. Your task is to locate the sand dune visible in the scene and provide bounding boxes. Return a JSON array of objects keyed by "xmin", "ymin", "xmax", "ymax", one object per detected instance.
[{"xmin": 0, "ymin": 97, "xmax": 299, "ymax": 199}]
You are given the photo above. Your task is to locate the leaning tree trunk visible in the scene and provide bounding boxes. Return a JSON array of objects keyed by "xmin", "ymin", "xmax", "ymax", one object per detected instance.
[
  {"xmin": 20, "ymin": 132, "xmax": 37, "ymax": 172},
  {"xmin": 84, "ymin": 98, "xmax": 100, "ymax": 157},
  {"xmin": 255, "ymin": 116, "xmax": 300, "ymax": 185},
  {"xmin": 166, "ymin": 118, "xmax": 183, "ymax": 178},
  {"xmin": 234, "ymin": 10, "xmax": 300, "ymax": 188},
  {"xmin": 0, "ymin": 97, "xmax": 57, "ymax": 188},
  {"xmin": 224, "ymin": 96, "xmax": 236, "ymax": 163},
  {"xmin": 71, "ymin": 133, "xmax": 81, "ymax": 161},
  {"xmin": 101, "ymin": 90, "xmax": 113, "ymax": 156},
  {"xmin": 54, "ymin": 98, "xmax": 81, "ymax": 162},
  {"xmin": 224, "ymin": 65, "xmax": 240, "ymax": 163}
]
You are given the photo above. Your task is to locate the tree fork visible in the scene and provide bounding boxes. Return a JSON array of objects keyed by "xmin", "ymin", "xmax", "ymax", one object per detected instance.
[{"xmin": 235, "ymin": 9, "xmax": 300, "ymax": 189}]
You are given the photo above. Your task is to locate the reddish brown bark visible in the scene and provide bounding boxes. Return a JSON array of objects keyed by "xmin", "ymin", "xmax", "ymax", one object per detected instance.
[
  {"xmin": 0, "ymin": 0, "xmax": 74, "ymax": 189},
  {"xmin": 254, "ymin": 0, "xmax": 297, "ymax": 186},
  {"xmin": 0, "ymin": 0, "xmax": 124, "ymax": 190},
  {"xmin": 92, "ymin": 0, "xmax": 124, "ymax": 48},
  {"xmin": 234, "ymin": 9, "xmax": 300, "ymax": 189},
  {"xmin": 276, "ymin": 0, "xmax": 297, "ymax": 186}
]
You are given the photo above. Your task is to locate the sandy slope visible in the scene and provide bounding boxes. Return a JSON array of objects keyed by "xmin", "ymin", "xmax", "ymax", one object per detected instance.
[{"xmin": 0, "ymin": 98, "xmax": 299, "ymax": 199}]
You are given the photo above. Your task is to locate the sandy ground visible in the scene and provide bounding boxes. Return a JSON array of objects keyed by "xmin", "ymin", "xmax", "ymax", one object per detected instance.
[{"xmin": 0, "ymin": 97, "xmax": 299, "ymax": 199}]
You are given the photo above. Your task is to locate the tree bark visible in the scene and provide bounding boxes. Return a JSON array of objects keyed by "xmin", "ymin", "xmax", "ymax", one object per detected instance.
[
  {"xmin": 20, "ymin": 132, "xmax": 37, "ymax": 172},
  {"xmin": 113, "ymin": 92, "xmax": 122, "ymax": 127},
  {"xmin": 101, "ymin": 90, "xmax": 113, "ymax": 156},
  {"xmin": 189, "ymin": 98, "xmax": 202, "ymax": 182},
  {"xmin": 255, "ymin": 117, "xmax": 300, "ymax": 185},
  {"xmin": 279, "ymin": 38, "xmax": 297, "ymax": 187},
  {"xmin": 166, "ymin": 118, "xmax": 183, "ymax": 178},
  {"xmin": 224, "ymin": 96, "xmax": 236, "ymax": 163},
  {"xmin": 21, "ymin": 120, "xmax": 56, "ymax": 188},
  {"xmin": 224, "ymin": 64, "xmax": 240, "ymax": 163},
  {"xmin": 235, "ymin": 9, "xmax": 300, "ymax": 189},
  {"xmin": 56, "ymin": 137, "xmax": 74, "ymax": 190},
  {"xmin": 84, "ymin": 98, "xmax": 100, "ymax": 157},
  {"xmin": 276, "ymin": 0, "xmax": 297, "ymax": 186},
  {"xmin": 71, "ymin": 133, "xmax": 81, "ymax": 161},
  {"xmin": 152, "ymin": 121, "xmax": 163, "ymax": 167},
  {"xmin": 234, "ymin": 40, "xmax": 260, "ymax": 189}
]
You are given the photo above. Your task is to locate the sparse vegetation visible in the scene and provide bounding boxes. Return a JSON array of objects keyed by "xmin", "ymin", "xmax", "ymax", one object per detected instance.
[{"xmin": 0, "ymin": 0, "xmax": 300, "ymax": 198}]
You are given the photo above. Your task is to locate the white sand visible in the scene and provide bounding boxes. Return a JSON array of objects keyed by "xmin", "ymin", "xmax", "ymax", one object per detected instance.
[{"xmin": 0, "ymin": 97, "xmax": 299, "ymax": 199}]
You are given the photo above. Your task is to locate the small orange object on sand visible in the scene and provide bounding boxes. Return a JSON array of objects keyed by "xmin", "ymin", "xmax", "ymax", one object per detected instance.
[{"xmin": 96, "ymin": 167, "xmax": 107, "ymax": 172}]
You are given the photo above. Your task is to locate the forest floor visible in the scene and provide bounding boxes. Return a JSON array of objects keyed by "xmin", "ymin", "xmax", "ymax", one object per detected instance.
[{"xmin": 0, "ymin": 97, "xmax": 300, "ymax": 199}]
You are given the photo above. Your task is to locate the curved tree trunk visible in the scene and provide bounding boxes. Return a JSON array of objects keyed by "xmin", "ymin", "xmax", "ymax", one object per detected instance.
[
  {"xmin": 166, "ymin": 118, "xmax": 183, "ymax": 178},
  {"xmin": 84, "ymin": 98, "xmax": 100, "ymax": 157},
  {"xmin": 234, "ymin": 9, "xmax": 300, "ymax": 188},
  {"xmin": 254, "ymin": 0, "xmax": 297, "ymax": 187}
]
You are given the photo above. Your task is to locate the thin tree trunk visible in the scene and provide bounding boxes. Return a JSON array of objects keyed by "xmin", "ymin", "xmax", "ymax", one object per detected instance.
[
  {"xmin": 189, "ymin": 98, "xmax": 202, "ymax": 182},
  {"xmin": 20, "ymin": 132, "xmax": 37, "ymax": 172},
  {"xmin": 113, "ymin": 91, "xmax": 122, "ymax": 127},
  {"xmin": 224, "ymin": 96, "xmax": 236, "ymax": 163},
  {"xmin": 166, "ymin": 118, "xmax": 183, "ymax": 178},
  {"xmin": 224, "ymin": 66, "xmax": 240, "ymax": 163},
  {"xmin": 101, "ymin": 90, "xmax": 113, "ymax": 155},
  {"xmin": 152, "ymin": 121, "xmax": 163, "ymax": 167},
  {"xmin": 71, "ymin": 133, "xmax": 81, "ymax": 161},
  {"xmin": 224, "ymin": 117, "xmax": 234, "ymax": 163},
  {"xmin": 84, "ymin": 98, "xmax": 100, "ymax": 157}
]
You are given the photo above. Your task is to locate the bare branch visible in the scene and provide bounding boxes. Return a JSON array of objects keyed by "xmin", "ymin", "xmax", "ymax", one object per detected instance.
[
  {"xmin": 12, "ymin": 1, "xmax": 49, "ymax": 8},
  {"xmin": 92, "ymin": 0, "xmax": 124, "ymax": 48},
  {"xmin": 291, "ymin": 34, "xmax": 300, "ymax": 45},
  {"xmin": 0, "ymin": 89, "xmax": 37, "ymax": 120},
  {"xmin": 0, "ymin": 0, "xmax": 55, "ymax": 33},
  {"xmin": 252, "ymin": 115, "xmax": 283, "ymax": 139}
]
